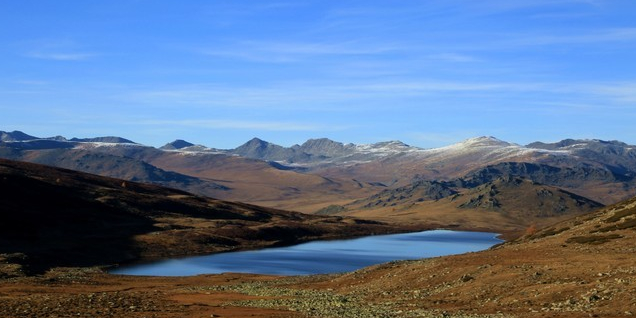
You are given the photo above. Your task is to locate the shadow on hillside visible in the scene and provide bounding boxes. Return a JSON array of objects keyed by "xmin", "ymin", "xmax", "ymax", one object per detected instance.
[{"xmin": 0, "ymin": 172, "xmax": 157, "ymax": 274}]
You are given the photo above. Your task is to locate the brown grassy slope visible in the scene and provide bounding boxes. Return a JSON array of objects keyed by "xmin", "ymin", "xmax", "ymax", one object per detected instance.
[
  {"xmin": 266, "ymin": 194, "xmax": 636, "ymax": 317},
  {"xmin": 0, "ymin": 158, "xmax": 417, "ymax": 275},
  {"xmin": 145, "ymin": 152, "xmax": 382, "ymax": 212}
]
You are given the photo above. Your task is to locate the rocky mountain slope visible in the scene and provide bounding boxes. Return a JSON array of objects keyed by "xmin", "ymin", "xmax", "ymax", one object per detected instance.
[
  {"xmin": 0, "ymin": 158, "xmax": 413, "ymax": 276},
  {"xmin": 334, "ymin": 176, "xmax": 603, "ymax": 232},
  {"xmin": 0, "ymin": 146, "xmax": 230, "ymax": 197}
]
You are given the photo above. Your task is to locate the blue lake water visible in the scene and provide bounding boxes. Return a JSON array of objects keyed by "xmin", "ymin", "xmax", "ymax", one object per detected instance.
[{"xmin": 110, "ymin": 230, "xmax": 502, "ymax": 276}]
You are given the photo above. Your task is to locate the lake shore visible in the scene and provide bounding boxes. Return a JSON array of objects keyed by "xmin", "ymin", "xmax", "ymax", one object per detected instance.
[{"xmin": 111, "ymin": 230, "xmax": 503, "ymax": 276}]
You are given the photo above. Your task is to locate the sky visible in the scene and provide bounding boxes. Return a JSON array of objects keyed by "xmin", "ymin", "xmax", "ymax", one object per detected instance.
[{"xmin": 1, "ymin": 1, "xmax": 636, "ymax": 149}]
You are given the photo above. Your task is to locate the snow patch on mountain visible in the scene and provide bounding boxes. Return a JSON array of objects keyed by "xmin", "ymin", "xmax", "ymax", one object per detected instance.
[
  {"xmin": 73, "ymin": 142, "xmax": 149, "ymax": 149},
  {"xmin": 355, "ymin": 141, "xmax": 420, "ymax": 154},
  {"xmin": 404, "ymin": 136, "xmax": 570, "ymax": 165}
]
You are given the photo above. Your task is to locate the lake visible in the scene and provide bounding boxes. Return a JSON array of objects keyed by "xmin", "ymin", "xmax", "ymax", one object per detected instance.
[{"xmin": 110, "ymin": 230, "xmax": 502, "ymax": 276}]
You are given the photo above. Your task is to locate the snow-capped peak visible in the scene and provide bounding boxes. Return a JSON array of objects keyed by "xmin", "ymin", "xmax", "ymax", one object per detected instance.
[{"xmin": 458, "ymin": 136, "xmax": 515, "ymax": 148}]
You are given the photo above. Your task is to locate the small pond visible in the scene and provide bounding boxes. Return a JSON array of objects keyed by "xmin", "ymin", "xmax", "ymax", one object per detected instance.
[{"xmin": 110, "ymin": 230, "xmax": 502, "ymax": 276}]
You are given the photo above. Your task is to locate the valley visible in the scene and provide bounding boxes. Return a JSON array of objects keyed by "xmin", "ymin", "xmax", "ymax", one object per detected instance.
[{"xmin": 1, "ymin": 160, "xmax": 635, "ymax": 317}]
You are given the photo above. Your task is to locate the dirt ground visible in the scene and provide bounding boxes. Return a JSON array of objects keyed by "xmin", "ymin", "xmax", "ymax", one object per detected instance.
[
  {"xmin": 2, "ymin": 231, "xmax": 634, "ymax": 318},
  {"xmin": 0, "ymin": 269, "xmax": 303, "ymax": 318}
]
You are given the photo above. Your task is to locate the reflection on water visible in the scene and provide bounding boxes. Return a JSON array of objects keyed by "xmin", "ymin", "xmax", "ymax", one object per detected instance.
[{"xmin": 110, "ymin": 230, "xmax": 502, "ymax": 276}]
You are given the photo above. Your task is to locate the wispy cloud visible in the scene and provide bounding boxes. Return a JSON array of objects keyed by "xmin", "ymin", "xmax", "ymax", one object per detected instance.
[
  {"xmin": 135, "ymin": 119, "xmax": 351, "ymax": 132},
  {"xmin": 198, "ymin": 40, "xmax": 401, "ymax": 63},
  {"xmin": 426, "ymin": 53, "xmax": 480, "ymax": 63},
  {"xmin": 115, "ymin": 78, "xmax": 636, "ymax": 122},
  {"xmin": 18, "ymin": 38, "xmax": 96, "ymax": 61},
  {"xmin": 120, "ymin": 79, "xmax": 606, "ymax": 111},
  {"xmin": 24, "ymin": 52, "xmax": 95, "ymax": 61},
  {"xmin": 513, "ymin": 28, "xmax": 636, "ymax": 46},
  {"xmin": 122, "ymin": 80, "xmax": 513, "ymax": 110},
  {"xmin": 13, "ymin": 79, "xmax": 49, "ymax": 85},
  {"xmin": 347, "ymin": 81, "xmax": 549, "ymax": 94},
  {"xmin": 586, "ymin": 82, "xmax": 636, "ymax": 103}
]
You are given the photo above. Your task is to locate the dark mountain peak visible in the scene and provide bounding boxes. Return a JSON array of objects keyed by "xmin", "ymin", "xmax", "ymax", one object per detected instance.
[
  {"xmin": 0, "ymin": 130, "xmax": 39, "ymax": 142},
  {"xmin": 302, "ymin": 138, "xmax": 340, "ymax": 146},
  {"xmin": 160, "ymin": 139, "xmax": 195, "ymax": 150},
  {"xmin": 70, "ymin": 136, "xmax": 136, "ymax": 144},
  {"xmin": 527, "ymin": 139, "xmax": 586, "ymax": 150},
  {"xmin": 242, "ymin": 137, "xmax": 271, "ymax": 148},
  {"xmin": 299, "ymin": 138, "xmax": 351, "ymax": 156},
  {"xmin": 527, "ymin": 138, "xmax": 630, "ymax": 150},
  {"xmin": 232, "ymin": 138, "xmax": 296, "ymax": 161}
]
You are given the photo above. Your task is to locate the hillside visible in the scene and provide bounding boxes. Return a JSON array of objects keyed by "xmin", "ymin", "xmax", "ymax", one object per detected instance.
[
  {"xmin": 142, "ymin": 151, "xmax": 382, "ymax": 212},
  {"xmin": 0, "ymin": 158, "xmax": 414, "ymax": 275},
  {"xmin": 256, "ymin": 193, "xmax": 636, "ymax": 317},
  {"xmin": 326, "ymin": 176, "xmax": 603, "ymax": 233},
  {"xmin": 0, "ymin": 146, "xmax": 230, "ymax": 196}
]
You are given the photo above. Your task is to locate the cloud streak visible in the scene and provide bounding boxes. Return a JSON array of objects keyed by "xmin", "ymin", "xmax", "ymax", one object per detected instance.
[
  {"xmin": 135, "ymin": 119, "xmax": 351, "ymax": 132},
  {"xmin": 512, "ymin": 28, "xmax": 636, "ymax": 46},
  {"xmin": 24, "ymin": 52, "xmax": 95, "ymax": 61},
  {"xmin": 197, "ymin": 40, "xmax": 402, "ymax": 63},
  {"xmin": 121, "ymin": 79, "xmax": 636, "ymax": 112},
  {"xmin": 18, "ymin": 38, "xmax": 97, "ymax": 61}
]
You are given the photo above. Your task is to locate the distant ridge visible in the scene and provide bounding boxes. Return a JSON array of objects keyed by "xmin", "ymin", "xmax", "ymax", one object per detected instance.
[
  {"xmin": 3, "ymin": 130, "xmax": 636, "ymax": 209},
  {"xmin": 294, "ymin": 138, "xmax": 355, "ymax": 157},
  {"xmin": 0, "ymin": 130, "xmax": 136, "ymax": 144},
  {"xmin": 232, "ymin": 137, "xmax": 304, "ymax": 162},
  {"xmin": 70, "ymin": 136, "xmax": 136, "ymax": 144},
  {"xmin": 0, "ymin": 130, "xmax": 38, "ymax": 142},
  {"xmin": 160, "ymin": 139, "xmax": 195, "ymax": 150}
]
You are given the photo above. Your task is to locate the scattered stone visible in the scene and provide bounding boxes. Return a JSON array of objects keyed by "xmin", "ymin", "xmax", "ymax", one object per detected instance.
[{"xmin": 460, "ymin": 274, "xmax": 474, "ymax": 282}]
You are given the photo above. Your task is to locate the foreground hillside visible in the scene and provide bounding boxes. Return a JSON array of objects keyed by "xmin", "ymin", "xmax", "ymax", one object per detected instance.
[
  {"xmin": 0, "ymin": 158, "xmax": 415, "ymax": 275},
  {"xmin": 242, "ymin": 194, "xmax": 636, "ymax": 317},
  {"xmin": 1, "ymin": 181, "xmax": 634, "ymax": 317}
]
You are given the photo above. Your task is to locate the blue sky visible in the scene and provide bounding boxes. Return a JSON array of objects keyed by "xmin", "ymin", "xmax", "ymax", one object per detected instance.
[{"xmin": 2, "ymin": 1, "xmax": 636, "ymax": 148}]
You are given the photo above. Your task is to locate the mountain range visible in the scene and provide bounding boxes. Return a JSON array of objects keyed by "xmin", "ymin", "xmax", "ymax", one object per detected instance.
[{"xmin": 2, "ymin": 130, "xmax": 636, "ymax": 231}]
